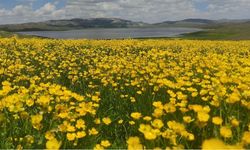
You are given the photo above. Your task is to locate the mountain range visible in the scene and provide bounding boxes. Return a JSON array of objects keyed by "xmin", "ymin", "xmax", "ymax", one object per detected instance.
[
  {"xmin": 0, "ymin": 18, "xmax": 148, "ymax": 31},
  {"xmin": 0, "ymin": 18, "xmax": 250, "ymax": 32}
]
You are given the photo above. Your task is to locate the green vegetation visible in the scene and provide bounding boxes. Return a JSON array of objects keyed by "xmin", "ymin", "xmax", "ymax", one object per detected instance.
[
  {"xmin": 182, "ymin": 22, "xmax": 250, "ymax": 40},
  {"xmin": 0, "ymin": 30, "xmax": 35, "ymax": 38},
  {"xmin": 0, "ymin": 31, "xmax": 15, "ymax": 38}
]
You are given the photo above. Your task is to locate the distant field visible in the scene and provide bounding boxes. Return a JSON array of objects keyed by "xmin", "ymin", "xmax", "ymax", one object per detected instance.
[
  {"xmin": 0, "ymin": 31, "xmax": 14, "ymax": 38},
  {"xmin": 182, "ymin": 22, "xmax": 250, "ymax": 40},
  {"xmin": 0, "ymin": 31, "xmax": 33, "ymax": 38}
]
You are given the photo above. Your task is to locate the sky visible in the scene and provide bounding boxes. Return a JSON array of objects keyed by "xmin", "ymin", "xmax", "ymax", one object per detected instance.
[{"xmin": 0, "ymin": 0, "xmax": 250, "ymax": 24}]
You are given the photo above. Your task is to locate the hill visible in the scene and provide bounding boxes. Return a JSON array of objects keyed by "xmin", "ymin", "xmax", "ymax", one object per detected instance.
[
  {"xmin": 1, "ymin": 18, "xmax": 249, "ymax": 32},
  {"xmin": 154, "ymin": 19, "xmax": 215, "ymax": 28},
  {"xmin": 153, "ymin": 18, "xmax": 250, "ymax": 28},
  {"xmin": 1, "ymin": 18, "xmax": 250, "ymax": 40},
  {"xmin": 0, "ymin": 18, "xmax": 149, "ymax": 32},
  {"xmin": 182, "ymin": 21, "xmax": 250, "ymax": 40}
]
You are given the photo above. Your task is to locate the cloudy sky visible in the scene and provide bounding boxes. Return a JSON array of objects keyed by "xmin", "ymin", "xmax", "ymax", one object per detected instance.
[{"xmin": 0, "ymin": 0, "xmax": 250, "ymax": 24}]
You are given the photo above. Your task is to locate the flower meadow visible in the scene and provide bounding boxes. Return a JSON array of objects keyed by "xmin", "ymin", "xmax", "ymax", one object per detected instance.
[{"xmin": 0, "ymin": 38, "xmax": 250, "ymax": 149}]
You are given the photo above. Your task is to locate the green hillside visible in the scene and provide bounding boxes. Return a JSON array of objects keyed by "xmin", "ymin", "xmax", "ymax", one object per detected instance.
[{"xmin": 182, "ymin": 21, "xmax": 250, "ymax": 40}]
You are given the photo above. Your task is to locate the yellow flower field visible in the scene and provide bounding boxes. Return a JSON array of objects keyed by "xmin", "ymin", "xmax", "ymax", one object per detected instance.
[{"xmin": 0, "ymin": 38, "xmax": 250, "ymax": 149}]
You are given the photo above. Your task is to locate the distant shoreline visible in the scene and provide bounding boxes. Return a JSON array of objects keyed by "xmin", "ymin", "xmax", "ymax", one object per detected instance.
[{"xmin": 17, "ymin": 27, "xmax": 202, "ymax": 40}]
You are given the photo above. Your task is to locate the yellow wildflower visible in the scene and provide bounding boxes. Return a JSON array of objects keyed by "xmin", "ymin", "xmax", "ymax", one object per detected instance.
[
  {"xmin": 31, "ymin": 114, "xmax": 43, "ymax": 129},
  {"xmin": 137, "ymin": 91, "xmax": 142, "ymax": 95},
  {"xmin": 92, "ymin": 95, "xmax": 100, "ymax": 102},
  {"xmin": 89, "ymin": 128, "xmax": 98, "ymax": 135},
  {"xmin": 45, "ymin": 131, "xmax": 55, "ymax": 140},
  {"xmin": 143, "ymin": 116, "xmax": 152, "ymax": 121},
  {"xmin": 94, "ymin": 118, "xmax": 101, "ymax": 124},
  {"xmin": 242, "ymin": 131, "xmax": 250, "ymax": 144},
  {"xmin": 26, "ymin": 99, "xmax": 34, "ymax": 107},
  {"xmin": 151, "ymin": 119, "xmax": 164, "ymax": 129},
  {"xmin": 66, "ymin": 133, "xmax": 76, "ymax": 141},
  {"xmin": 152, "ymin": 108, "xmax": 164, "ymax": 118},
  {"xmin": 197, "ymin": 112, "xmax": 210, "ymax": 122},
  {"xmin": 37, "ymin": 95, "xmax": 51, "ymax": 106},
  {"xmin": 144, "ymin": 131, "xmax": 157, "ymax": 140},
  {"xmin": 127, "ymin": 136, "xmax": 143, "ymax": 150},
  {"xmin": 129, "ymin": 121, "xmax": 135, "ymax": 125},
  {"xmin": 183, "ymin": 116, "xmax": 192, "ymax": 123},
  {"xmin": 102, "ymin": 117, "xmax": 112, "ymax": 125},
  {"xmin": 76, "ymin": 119, "xmax": 86, "ymax": 129},
  {"xmin": 100, "ymin": 140, "xmax": 111, "ymax": 148},
  {"xmin": 231, "ymin": 118, "xmax": 239, "ymax": 127},
  {"xmin": 46, "ymin": 138, "xmax": 61, "ymax": 149},
  {"xmin": 220, "ymin": 126, "xmax": 232, "ymax": 138},
  {"xmin": 118, "ymin": 119, "xmax": 123, "ymax": 124},
  {"xmin": 212, "ymin": 116, "xmax": 223, "ymax": 125},
  {"xmin": 202, "ymin": 138, "xmax": 243, "ymax": 150},
  {"xmin": 76, "ymin": 131, "xmax": 86, "ymax": 138},
  {"xmin": 131, "ymin": 112, "xmax": 142, "ymax": 120},
  {"xmin": 94, "ymin": 144, "xmax": 104, "ymax": 150},
  {"xmin": 67, "ymin": 125, "xmax": 76, "ymax": 132}
]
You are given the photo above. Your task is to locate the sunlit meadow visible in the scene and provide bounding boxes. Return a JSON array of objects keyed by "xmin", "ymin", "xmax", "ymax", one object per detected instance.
[{"xmin": 0, "ymin": 38, "xmax": 250, "ymax": 149}]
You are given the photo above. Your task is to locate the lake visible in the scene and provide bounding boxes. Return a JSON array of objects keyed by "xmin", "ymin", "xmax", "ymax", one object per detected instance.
[{"xmin": 18, "ymin": 27, "xmax": 202, "ymax": 39}]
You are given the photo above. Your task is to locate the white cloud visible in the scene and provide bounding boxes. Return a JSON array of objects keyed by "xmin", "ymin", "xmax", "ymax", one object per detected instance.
[
  {"xmin": 62, "ymin": 0, "xmax": 250, "ymax": 23},
  {"xmin": 12, "ymin": 5, "xmax": 33, "ymax": 16},
  {"xmin": 0, "ymin": 2, "xmax": 66, "ymax": 24},
  {"xmin": 62, "ymin": 0, "xmax": 199, "ymax": 22},
  {"xmin": 204, "ymin": 0, "xmax": 250, "ymax": 19},
  {"xmin": 0, "ymin": 0, "xmax": 250, "ymax": 24},
  {"xmin": 35, "ymin": 3, "xmax": 56, "ymax": 16},
  {"xmin": 0, "ymin": 9, "xmax": 8, "ymax": 17}
]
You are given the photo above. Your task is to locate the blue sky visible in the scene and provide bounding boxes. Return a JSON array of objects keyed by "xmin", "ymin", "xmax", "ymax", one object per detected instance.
[
  {"xmin": 0, "ymin": 0, "xmax": 66, "ymax": 10},
  {"xmin": 0, "ymin": 0, "xmax": 250, "ymax": 24},
  {"xmin": 194, "ymin": 1, "xmax": 209, "ymax": 11},
  {"xmin": 0, "ymin": 0, "xmax": 206, "ymax": 10}
]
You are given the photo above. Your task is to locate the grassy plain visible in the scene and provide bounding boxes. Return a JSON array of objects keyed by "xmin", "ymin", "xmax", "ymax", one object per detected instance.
[{"xmin": 182, "ymin": 22, "xmax": 250, "ymax": 40}]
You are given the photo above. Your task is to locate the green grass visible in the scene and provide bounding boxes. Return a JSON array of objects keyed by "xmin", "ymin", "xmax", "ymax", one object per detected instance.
[
  {"xmin": 0, "ymin": 30, "xmax": 35, "ymax": 38},
  {"xmin": 181, "ymin": 31, "xmax": 237, "ymax": 40},
  {"xmin": 129, "ymin": 22, "xmax": 250, "ymax": 40},
  {"xmin": 182, "ymin": 22, "xmax": 250, "ymax": 40},
  {"xmin": 0, "ymin": 31, "xmax": 14, "ymax": 38}
]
